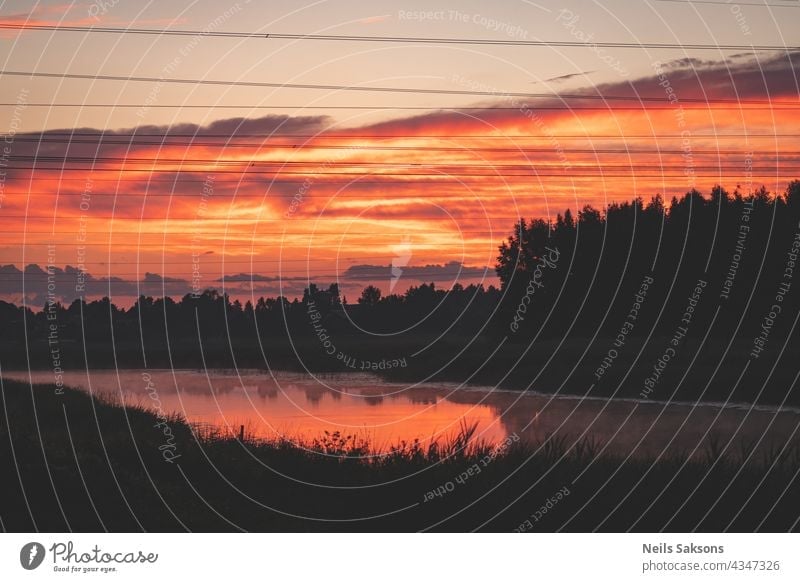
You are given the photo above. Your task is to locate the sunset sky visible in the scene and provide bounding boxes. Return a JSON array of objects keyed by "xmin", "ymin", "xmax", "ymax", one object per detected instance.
[{"xmin": 1, "ymin": 0, "xmax": 799, "ymax": 305}]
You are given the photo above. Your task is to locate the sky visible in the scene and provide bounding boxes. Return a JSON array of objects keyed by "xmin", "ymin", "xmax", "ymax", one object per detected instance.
[{"xmin": 0, "ymin": 0, "xmax": 799, "ymax": 305}]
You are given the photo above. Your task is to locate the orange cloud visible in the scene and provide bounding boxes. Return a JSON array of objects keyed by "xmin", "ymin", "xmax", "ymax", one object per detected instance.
[{"xmin": 2, "ymin": 52, "xmax": 799, "ymax": 301}]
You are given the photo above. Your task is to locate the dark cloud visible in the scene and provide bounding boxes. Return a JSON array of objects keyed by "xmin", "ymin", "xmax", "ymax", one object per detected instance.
[
  {"xmin": 0, "ymin": 264, "xmax": 320, "ymax": 304},
  {"xmin": 143, "ymin": 272, "xmax": 185, "ymax": 283},
  {"xmin": 8, "ymin": 114, "xmax": 331, "ymax": 162},
  {"xmin": 216, "ymin": 273, "xmax": 307, "ymax": 282},
  {"xmin": 342, "ymin": 261, "xmax": 490, "ymax": 281},
  {"xmin": 10, "ymin": 49, "xmax": 795, "ymax": 202},
  {"xmin": 0, "ymin": 264, "xmax": 195, "ymax": 304},
  {"xmin": 218, "ymin": 280, "xmax": 312, "ymax": 297},
  {"xmin": 10, "ymin": 50, "xmax": 798, "ymax": 171},
  {"xmin": 537, "ymin": 71, "xmax": 596, "ymax": 84},
  {"xmin": 355, "ymin": 50, "xmax": 800, "ymax": 136},
  {"xmin": 594, "ymin": 50, "xmax": 800, "ymax": 101},
  {"xmin": 727, "ymin": 51, "xmax": 771, "ymax": 61},
  {"xmin": 662, "ymin": 57, "xmax": 719, "ymax": 70},
  {"xmin": 57, "ymin": 114, "xmax": 329, "ymax": 139}
]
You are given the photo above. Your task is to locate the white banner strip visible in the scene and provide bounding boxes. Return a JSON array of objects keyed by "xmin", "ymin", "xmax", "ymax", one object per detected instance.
[{"xmin": 0, "ymin": 533, "xmax": 796, "ymax": 581}]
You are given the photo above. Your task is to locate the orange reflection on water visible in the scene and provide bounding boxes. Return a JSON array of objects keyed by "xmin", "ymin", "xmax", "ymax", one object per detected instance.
[
  {"xmin": 7, "ymin": 369, "xmax": 800, "ymax": 459},
  {"xmin": 14, "ymin": 370, "xmax": 510, "ymax": 448}
]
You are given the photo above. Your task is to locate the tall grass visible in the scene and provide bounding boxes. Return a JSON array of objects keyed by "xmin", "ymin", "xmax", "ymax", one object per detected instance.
[{"xmin": 2, "ymin": 379, "xmax": 799, "ymax": 532}]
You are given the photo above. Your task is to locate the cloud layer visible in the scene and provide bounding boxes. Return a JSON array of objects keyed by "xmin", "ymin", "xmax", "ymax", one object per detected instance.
[{"xmin": 2, "ymin": 50, "xmax": 798, "ymax": 303}]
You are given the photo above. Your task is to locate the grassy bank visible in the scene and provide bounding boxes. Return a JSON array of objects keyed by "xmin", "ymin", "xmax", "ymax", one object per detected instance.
[{"xmin": 1, "ymin": 378, "xmax": 798, "ymax": 532}]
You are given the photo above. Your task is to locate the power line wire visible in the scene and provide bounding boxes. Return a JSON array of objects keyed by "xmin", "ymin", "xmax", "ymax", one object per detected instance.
[
  {"xmin": 0, "ymin": 254, "xmax": 474, "ymax": 265},
  {"xmin": 654, "ymin": 0, "xmax": 800, "ymax": 7},
  {"xmin": 6, "ymin": 132, "xmax": 796, "ymax": 140},
  {"xmin": 0, "ymin": 215, "xmax": 610, "ymax": 221},
  {"xmin": 5, "ymin": 167, "xmax": 794, "ymax": 176},
  {"xmin": 1, "ymin": 23, "xmax": 798, "ymax": 50},
  {"xmin": 0, "ymin": 102, "xmax": 796, "ymax": 111},
  {"xmin": 1, "ymin": 70, "xmax": 794, "ymax": 105},
  {"xmin": 1, "ymin": 174, "xmax": 791, "ymax": 190},
  {"xmin": 9, "ymin": 155, "xmax": 798, "ymax": 168},
  {"xmin": 6, "ymin": 160, "xmax": 798, "ymax": 173},
  {"xmin": 0, "ymin": 242, "xmax": 498, "ymax": 249},
  {"xmin": 8, "ymin": 187, "xmax": 781, "ymax": 198},
  {"xmin": 6, "ymin": 140, "xmax": 798, "ymax": 155}
]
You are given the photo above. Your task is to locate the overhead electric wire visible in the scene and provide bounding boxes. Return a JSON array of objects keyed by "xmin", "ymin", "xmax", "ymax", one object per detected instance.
[
  {"xmin": 1, "ymin": 174, "xmax": 790, "ymax": 188},
  {"xmin": 654, "ymin": 0, "xmax": 800, "ymax": 7},
  {"xmin": 1, "ymin": 70, "xmax": 795, "ymax": 105},
  {"xmin": 9, "ymin": 155, "xmax": 799, "ymax": 168},
  {"xmin": 5, "ymin": 132, "xmax": 796, "ymax": 139},
  {"xmin": 0, "ymin": 102, "xmax": 795, "ymax": 111},
  {"xmin": 0, "ymin": 215, "xmax": 636, "ymax": 221},
  {"xmin": 10, "ymin": 187, "xmax": 787, "ymax": 199},
  {"xmin": 5, "ymin": 140, "xmax": 798, "ymax": 155},
  {"xmin": 0, "ymin": 23, "xmax": 797, "ymax": 50},
  {"xmin": 0, "ymin": 255, "xmax": 474, "ymax": 265},
  {"xmin": 5, "ymin": 166, "xmax": 795, "ymax": 175},
  {"xmin": 1, "ymin": 233, "xmax": 500, "ymax": 237},
  {"xmin": 0, "ymin": 243, "xmax": 498, "ymax": 250}
]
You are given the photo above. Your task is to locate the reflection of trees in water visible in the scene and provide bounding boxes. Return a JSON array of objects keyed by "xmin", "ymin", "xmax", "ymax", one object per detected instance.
[
  {"xmin": 302, "ymin": 384, "xmax": 328, "ymax": 406},
  {"xmin": 178, "ymin": 379, "xmax": 236, "ymax": 396},
  {"xmin": 257, "ymin": 385, "xmax": 278, "ymax": 400},
  {"xmin": 364, "ymin": 395, "xmax": 384, "ymax": 406},
  {"xmin": 299, "ymin": 384, "xmax": 385, "ymax": 406},
  {"xmin": 406, "ymin": 394, "xmax": 439, "ymax": 406}
]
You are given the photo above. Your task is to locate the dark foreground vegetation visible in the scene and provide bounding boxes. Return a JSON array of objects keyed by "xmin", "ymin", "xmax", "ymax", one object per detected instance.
[
  {"xmin": 2, "ymin": 183, "xmax": 800, "ymax": 405},
  {"xmin": 2, "ymin": 380, "xmax": 798, "ymax": 532}
]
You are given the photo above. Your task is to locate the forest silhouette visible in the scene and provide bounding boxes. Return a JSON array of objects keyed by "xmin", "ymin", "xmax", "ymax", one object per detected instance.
[{"xmin": 2, "ymin": 181, "xmax": 800, "ymax": 405}]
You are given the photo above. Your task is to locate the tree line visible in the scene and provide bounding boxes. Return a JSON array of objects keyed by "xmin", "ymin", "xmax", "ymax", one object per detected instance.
[{"xmin": 2, "ymin": 181, "xmax": 799, "ymax": 404}]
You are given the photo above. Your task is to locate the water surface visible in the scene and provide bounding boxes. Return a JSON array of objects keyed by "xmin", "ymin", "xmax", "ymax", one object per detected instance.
[{"xmin": 7, "ymin": 369, "xmax": 800, "ymax": 457}]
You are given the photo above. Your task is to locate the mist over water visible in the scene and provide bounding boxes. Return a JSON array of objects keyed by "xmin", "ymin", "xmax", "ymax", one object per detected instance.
[{"xmin": 7, "ymin": 369, "xmax": 798, "ymax": 459}]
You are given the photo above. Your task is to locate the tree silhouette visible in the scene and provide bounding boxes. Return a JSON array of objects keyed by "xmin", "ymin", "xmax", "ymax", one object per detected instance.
[{"xmin": 358, "ymin": 285, "xmax": 381, "ymax": 306}]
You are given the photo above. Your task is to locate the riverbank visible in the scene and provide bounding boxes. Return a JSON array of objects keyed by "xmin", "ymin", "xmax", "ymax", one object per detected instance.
[
  {"xmin": 1, "ymin": 378, "xmax": 798, "ymax": 532},
  {"xmin": 5, "ymin": 333, "xmax": 798, "ymax": 407}
]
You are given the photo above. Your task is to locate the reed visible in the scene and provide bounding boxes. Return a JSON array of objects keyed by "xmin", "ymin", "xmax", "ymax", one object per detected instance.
[{"xmin": 2, "ymin": 379, "xmax": 798, "ymax": 532}]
